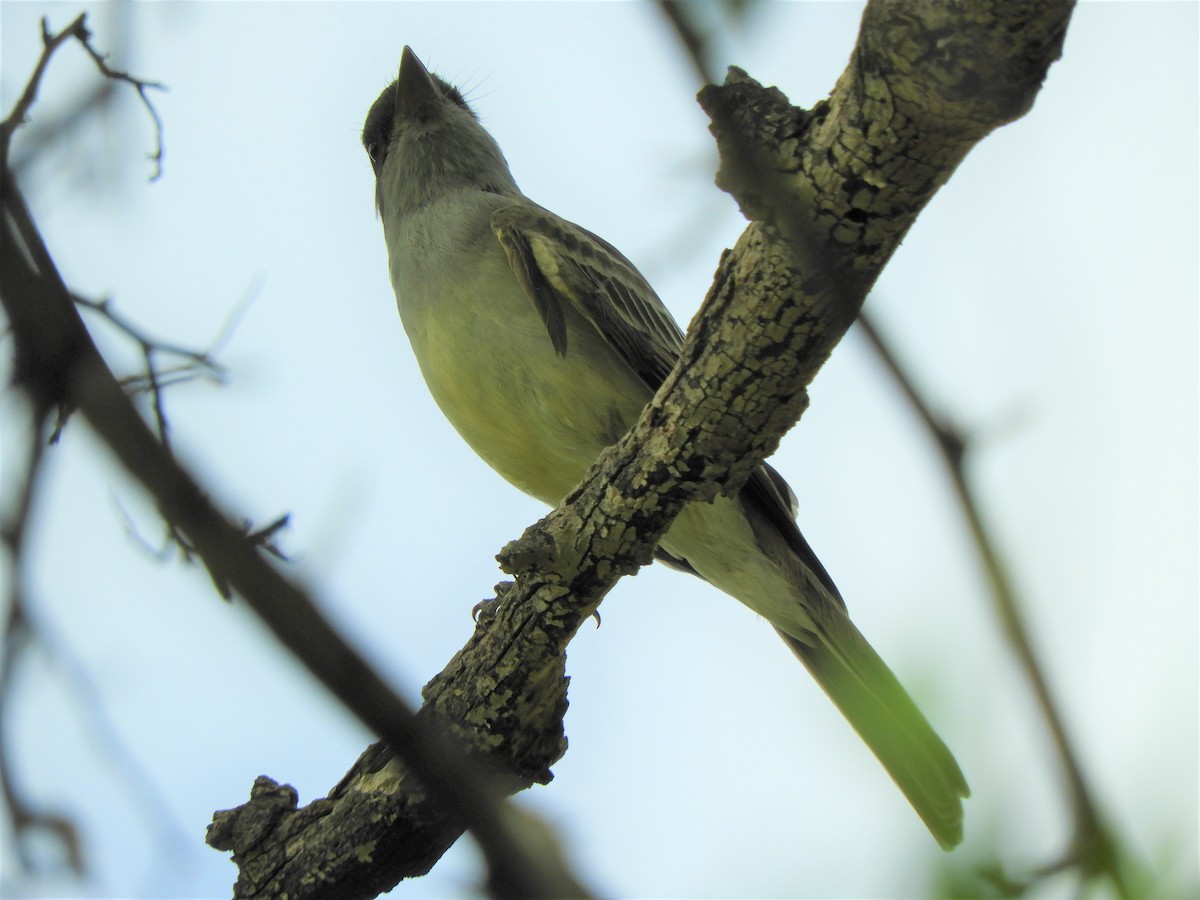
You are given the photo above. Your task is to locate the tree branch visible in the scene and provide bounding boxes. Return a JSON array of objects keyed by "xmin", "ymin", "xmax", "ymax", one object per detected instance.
[
  {"xmin": 204, "ymin": 2, "xmax": 1075, "ymax": 895},
  {"xmin": 3, "ymin": 3, "xmax": 1084, "ymax": 897},
  {"xmin": 662, "ymin": 5, "xmax": 1128, "ymax": 889}
]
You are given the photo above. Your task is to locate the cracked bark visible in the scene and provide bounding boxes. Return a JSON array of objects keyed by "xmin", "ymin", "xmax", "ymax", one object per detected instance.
[{"xmin": 206, "ymin": 2, "xmax": 1074, "ymax": 896}]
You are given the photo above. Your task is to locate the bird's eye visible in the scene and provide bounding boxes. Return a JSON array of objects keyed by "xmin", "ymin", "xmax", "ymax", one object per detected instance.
[{"xmin": 367, "ymin": 143, "xmax": 387, "ymax": 176}]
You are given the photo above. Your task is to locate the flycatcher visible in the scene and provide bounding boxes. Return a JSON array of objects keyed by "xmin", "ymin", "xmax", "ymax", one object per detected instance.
[{"xmin": 363, "ymin": 47, "xmax": 968, "ymax": 848}]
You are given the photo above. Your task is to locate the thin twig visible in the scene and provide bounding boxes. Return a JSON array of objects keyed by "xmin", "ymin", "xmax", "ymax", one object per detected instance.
[
  {"xmin": 0, "ymin": 15, "xmax": 88, "ymax": 168},
  {"xmin": 64, "ymin": 21, "xmax": 167, "ymax": 180},
  {"xmin": 72, "ymin": 292, "xmax": 230, "ymax": 450},
  {"xmin": 0, "ymin": 409, "xmax": 86, "ymax": 877},
  {"xmin": 0, "ymin": 14, "xmax": 166, "ymax": 180},
  {"xmin": 72, "ymin": 294, "xmax": 225, "ymax": 372},
  {"xmin": 118, "ymin": 362, "xmax": 224, "ymax": 394},
  {"xmin": 1, "ymin": 414, "xmax": 194, "ymax": 885}
]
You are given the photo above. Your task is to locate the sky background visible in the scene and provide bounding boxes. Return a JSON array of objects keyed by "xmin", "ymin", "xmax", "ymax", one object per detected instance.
[{"xmin": 1, "ymin": 2, "xmax": 1197, "ymax": 898}]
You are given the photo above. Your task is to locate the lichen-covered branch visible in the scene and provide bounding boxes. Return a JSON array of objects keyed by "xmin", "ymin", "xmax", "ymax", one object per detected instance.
[
  {"xmin": 207, "ymin": 2, "xmax": 1074, "ymax": 896},
  {"xmin": 666, "ymin": 3, "xmax": 1127, "ymax": 894}
]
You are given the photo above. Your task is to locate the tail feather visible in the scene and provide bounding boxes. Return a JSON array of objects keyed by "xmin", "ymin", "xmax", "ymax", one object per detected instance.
[{"xmin": 777, "ymin": 626, "xmax": 970, "ymax": 850}]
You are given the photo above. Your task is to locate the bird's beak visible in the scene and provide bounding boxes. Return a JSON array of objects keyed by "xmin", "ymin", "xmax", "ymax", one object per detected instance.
[{"xmin": 397, "ymin": 46, "xmax": 440, "ymax": 119}]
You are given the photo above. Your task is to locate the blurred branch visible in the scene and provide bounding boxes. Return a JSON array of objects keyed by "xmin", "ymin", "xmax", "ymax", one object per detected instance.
[
  {"xmin": 1, "ymin": 15, "xmax": 591, "ymax": 900},
  {"xmin": 0, "ymin": 408, "xmax": 85, "ymax": 878},
  {"xmin": 73, "ymin": 292, "xmax": 227, "ymax": 452},
  {"xmin": 0, "ymin": 16, "xmax": 184, "ymax": 887},
  {"xmin": 0, "ymin": 167, "xmax": 589, "ymax": 897},
  {"xmin": 74, "ymin": 284, "xmax": 252, "ymax": 564},
  {"xmin": 657, "ymin": 0, "xmax": 715, "ymax": 86},
  {"xmin": 9, "ymin": 80, "xmax": 114, "ymax": 178},
  {"xmin": 73, "ymin": 292, "xmax": 228, "ymax": 378},
  {"xmin": 0, "ymin": 422, "xmax": 194, "ymax": 881},
  {"xmin": 855, "ymin": 314, "xmax": 1132, "ymax": 895}
]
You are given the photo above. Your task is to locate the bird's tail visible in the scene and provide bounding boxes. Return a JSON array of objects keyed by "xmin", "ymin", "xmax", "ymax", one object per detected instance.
[{"xmin": 777, "ymin": 623, "xmax": 970, "ymax": 850}]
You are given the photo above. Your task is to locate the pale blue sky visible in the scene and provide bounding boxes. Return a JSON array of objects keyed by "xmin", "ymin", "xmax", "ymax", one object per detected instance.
[{"xmin": 1, "ymin": 2, "xmax": 1196, "ymax": 897}]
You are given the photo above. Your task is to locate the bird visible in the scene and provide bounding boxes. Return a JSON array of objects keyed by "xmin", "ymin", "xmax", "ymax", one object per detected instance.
[{"xmin": 362, "ymin": 46, "xmax": 968, "ymax": 849}]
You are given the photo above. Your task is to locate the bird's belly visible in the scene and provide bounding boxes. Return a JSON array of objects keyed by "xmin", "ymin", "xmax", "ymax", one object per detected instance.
[
  {"xmin": 401, "ymin": 266, "xmax": 649, "ymax": 506},
  {"xmin": 395, "ymin": 237, "xmax": 814, "ymax": 638}
]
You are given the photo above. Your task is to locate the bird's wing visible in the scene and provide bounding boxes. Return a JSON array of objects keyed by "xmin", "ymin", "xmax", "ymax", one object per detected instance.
[
  {"xmin": 742, "ymin": 461, "xmax": 846, "ymax": 606},
  {"xmin": 491, "ymin": 199, "xmax": 844, "ymax": 601},
  {"xmin": 491, "ymin": 201, "xmax": 684, "ymax": 391}
]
